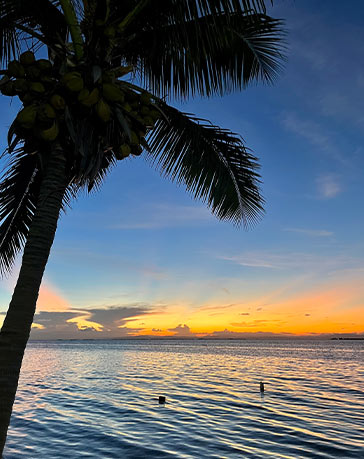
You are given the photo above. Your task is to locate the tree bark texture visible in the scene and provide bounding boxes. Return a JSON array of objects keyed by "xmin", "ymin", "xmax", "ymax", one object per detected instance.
[{"xmin": 0, "ymin": 148, "xmax": 67, "ymax": 456}]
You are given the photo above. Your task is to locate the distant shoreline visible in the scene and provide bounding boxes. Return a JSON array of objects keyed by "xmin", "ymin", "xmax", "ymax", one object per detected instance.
[
  {"xmin": 330, "ymin": 337, "xmax": 364, "ymax": 340},
  {"xmin": 28, "ymin": 336, "xmax": 364, "ymax": 342}
]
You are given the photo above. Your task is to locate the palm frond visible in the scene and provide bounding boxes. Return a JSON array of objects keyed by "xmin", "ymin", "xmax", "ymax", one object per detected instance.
[
  {"xmin": 120, "ymin": 11, "xmax": 284, "ymax": 98},
  {"xmin": 146, "ymin": 102, "xmax": 264, "ymax": 226},
  {"xmin": 84, "ymin": 150, "xmax": 117, "ymax": 192},
  {"xmin": 0, "ymin": 1, "xmax": 21, "ymax": 64},
  {"xmin": 0, "ymin": 0, "xmax": 67, "ymax": 66},
  {"xmin": 110, "ymin": 0, "xmax": 272, "ymax": 26},
  {"xmin": 0, "ymin": 145, "xmax": 78, "ymax": 276},
  {"xmin": 0, "ymin": 150, "xmax": 40, "ymax": 275}
]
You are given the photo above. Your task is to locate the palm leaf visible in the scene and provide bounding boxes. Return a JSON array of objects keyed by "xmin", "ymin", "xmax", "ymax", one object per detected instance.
[
  {"xmin": 119, "ymin": 10, "xmax": 284, "ymax": 98},
  {"xmin": 146, "ymin": 102, "xmax": 264, "ymax": 226},
  {"xmin": 0, "ymin": 147, "xmax": 78, "ymax": 276},
  {"xmin": 0, "ymin": 0, "xmax": 67, "ymax": 65},
  {"xmin": 0, "ymin": 150, "xmax": 40, "ymax": 274},
  {"xmin": 110, "ymin": 0, "xmax": 273, "ymax": 26}
]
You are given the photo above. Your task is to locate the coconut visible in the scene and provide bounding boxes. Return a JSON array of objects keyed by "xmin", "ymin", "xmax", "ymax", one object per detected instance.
[
  {"xmin": 61, "ymin": 71, "xmax": 82, "ymax": 83},
  {"xmin": 26, "ymin": 66, "xmax": 41, "ymax": 80},
  {"xmin": 78, "ymin": 88, "xmax": 90, "ymax": 102},
  {"xmin": 39, "ymin": 122, "xmax": 59, "ymax": 141},
  {"xmin": 20, "ymin": 51, "xmax": 35, "ymax": 66},
  {"xmin": 131, "ymin": 144, "xmax": 143, "ymax": 156},
  {"xmin": 19, "ymin": 92, "xmax": 36, "ymax": 105},
  {"xmin": 40, "ymin": 75, "xmax": 54, "ymax": 87},
  {"xmin": 16, "ymin": 105, "xmax": 37, "ymax": 129},
  {"xmin": 37, "ymin": 104, "xmax": 56, "ymax": 123},
  {"xmin": 114, "ymin": 144, "xmax": 131, "ymax": 160},
  {"xmin": 7, "ymin": 61, "xmax": 25, "ymax": 78},
  {"xmin": 96, "ymin": 99, "xmax": 111, "ymax": 122},
  {"xmin": 30, "ymin": 82, "xmax": 45, "ymax": 94},
  {"xmin": 0, "ymin": 81, "xmax": 16, "ymax": 97},
  {"xmin": 13, "ymin": 79, "xmax": 28, "ymax": 93},
  {"xmin": 102, "ymin": 83, "xmax": 124, "ymax": 103},
  {"xmin": 50, "ymin": 94, "xmax": 66, "ymax": 110},
  {"xmin": 79, "ymin": 88, "xmax": 100, "ymax": 106},
  {"xmin": 36, "ymin": 59, "xmax": 53, "ymax": 73},
  {"xmin": 130, "ymin": 131, "xmax": 139, "ymax": 145},
  {"xmin": 64, "ymin": 77, "xmax": 84, "ymax": 92}
]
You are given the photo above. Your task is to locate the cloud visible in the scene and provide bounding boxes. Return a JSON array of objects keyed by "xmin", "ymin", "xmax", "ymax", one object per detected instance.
[
  {"xmin": 284, "ymin": 228, "xmax": 333, "ymax": 237},
  {"xmin": 31, "ymin": 323, "xmax": 45, "ymax": 330},
  {"xmin": 78, "ymin": 326, "xmax": 99, "ymax": 332},
  {"xmin": 218, "ymin": 251, "xmax": 358, "ymax": 272},
  {"xmin": 201, "ymin": 303, "xmax": 238, "ymax": 311},
  {"xmin": 67, "ymin": 314, "xmax": 104, "ymax": 332},
  {"xmin": 282, "ymin": 113, "xmax": 347, "ymax": 165},
  {"xmin": 30, "ymin": 304, "xmax": 155, "ymax": 339},
  {"xmin": 230, "ymin": 319, "xmax": 283, "ymax": 328},
  {"xmin": 283, "ymin": 113, "xmax": 330, "ymax": 150},
  {"xmin": 168, "ymin": 324, "xmax": 195, "ymax": 337},
  {"xmin": 218, "ymin": 253, "xmax": 278, "ymax": 269},
  {"xmin": 316, "ymin": 174, "xmax": 341, "ymax": 199},
  {"xmin": 111, "ymin": 204, "xmax": 213, "ymax": 230},
  {"xmin": 84, "ymin": 305, "xmax": 150, "ymax": 329}
]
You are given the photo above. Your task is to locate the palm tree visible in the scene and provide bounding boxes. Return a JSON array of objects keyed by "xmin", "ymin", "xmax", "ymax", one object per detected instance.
[{"xmin": 0, "ymin": 0, "xmax": 284, "ymax": 454}]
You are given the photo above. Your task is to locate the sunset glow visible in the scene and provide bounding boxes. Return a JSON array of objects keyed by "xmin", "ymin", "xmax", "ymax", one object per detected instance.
[{"xmin": 0, "ymin": 1, "xmax": 364, "ymax": 341}]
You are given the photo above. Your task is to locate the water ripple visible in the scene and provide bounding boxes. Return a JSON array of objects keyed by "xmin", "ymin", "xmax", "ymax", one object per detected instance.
[{"xmin": 4, "ymin": 340, "xmax": 364, "ymax": 458}]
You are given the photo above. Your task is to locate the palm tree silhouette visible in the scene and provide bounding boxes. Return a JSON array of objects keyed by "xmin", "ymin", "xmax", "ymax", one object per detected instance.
[{"xmin": 0, "ymin": 0, "xmax": 284, "ymax": 453}]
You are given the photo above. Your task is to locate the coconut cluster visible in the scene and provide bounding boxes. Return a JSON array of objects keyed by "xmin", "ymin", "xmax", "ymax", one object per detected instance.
[{"xmin": 0, "ymin": 51, "xmax": 161, "ymax": 160}]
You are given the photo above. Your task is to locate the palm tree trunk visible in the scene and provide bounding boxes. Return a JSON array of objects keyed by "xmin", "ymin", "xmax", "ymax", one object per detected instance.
[{"xmin": 0, "ymin": 146, "xmax": 68, "ymax": 456}]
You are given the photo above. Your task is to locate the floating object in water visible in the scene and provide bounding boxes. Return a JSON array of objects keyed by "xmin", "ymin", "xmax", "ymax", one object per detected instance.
[
  {"xmin": 159, "ymin": 396, "xmax": 166, "ymax": 404},
  {"xmin": 260, "ymin": 381, "xmax": 265, "ymax": 393}
]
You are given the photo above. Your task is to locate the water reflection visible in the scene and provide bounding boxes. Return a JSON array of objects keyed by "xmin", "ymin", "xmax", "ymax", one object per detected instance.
[{"xmin": 4, "ymin": 340, "xmax": 364, "ymax": 458}]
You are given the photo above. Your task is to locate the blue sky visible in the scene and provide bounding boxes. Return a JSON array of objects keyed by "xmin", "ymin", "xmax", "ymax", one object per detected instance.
[{"xmin": 1, "ymin": 0, "xmax": 364, "ymax": 338}]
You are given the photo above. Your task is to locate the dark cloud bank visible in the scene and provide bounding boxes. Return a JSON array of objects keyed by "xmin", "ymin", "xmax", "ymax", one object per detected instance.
[{"xmin": 28, "ymin": 308, "xmax": 364, "ymax": 340}]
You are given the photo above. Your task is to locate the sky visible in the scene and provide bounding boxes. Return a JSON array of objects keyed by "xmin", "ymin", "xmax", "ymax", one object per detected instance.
[{"xmin": 1, "ymin": 0, "xmax": 364, "ymax": 339}]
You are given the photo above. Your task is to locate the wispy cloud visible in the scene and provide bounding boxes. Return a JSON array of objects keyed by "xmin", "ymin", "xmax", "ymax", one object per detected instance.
[
  {"xmin": 218, "ymin": 251, "xmax": 359, "ymax": 272},
  {"xmin": 316, "ymin": 174, "xmax": 341, "ymax": 199},
  {"xmin": 282, "ymin": 113, "xmax": 348, "ymax": 166},
  {"xmin": 111, "ymin": 204, "xmax": 213, "ymax": 230},
  {"xmin": 230, "ymin": 319, "xmax": 284, "ymax": 328},
  {"xmin": 284, "ymin": 227, "xmax": 334, "ymax": 237}
]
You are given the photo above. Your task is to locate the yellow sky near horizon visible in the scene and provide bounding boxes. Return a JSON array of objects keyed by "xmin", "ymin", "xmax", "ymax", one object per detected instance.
[{"xmin": 1, "ymin": 274, "xmax": 360, "ymax": 338}]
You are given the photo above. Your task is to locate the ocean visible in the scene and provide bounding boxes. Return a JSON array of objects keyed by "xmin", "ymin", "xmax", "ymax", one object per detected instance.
[{"xmin": 4, "ymin": 339, "xmax": 364, "ymax": 458}]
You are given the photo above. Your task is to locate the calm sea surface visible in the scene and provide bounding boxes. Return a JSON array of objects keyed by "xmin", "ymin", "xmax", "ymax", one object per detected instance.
[{"xmin": 4, "ymin": 339, "xmax": 364, "ymax": 458}]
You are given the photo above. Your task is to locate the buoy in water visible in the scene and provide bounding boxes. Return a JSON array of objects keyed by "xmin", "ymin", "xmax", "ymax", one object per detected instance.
[
  {"xmin": 260, "ymin": 381, "xmax": 265, "ymax": 393},
  {"xmin": 159, "ymin": 396, "xmax": 166, "ymax": 404}
]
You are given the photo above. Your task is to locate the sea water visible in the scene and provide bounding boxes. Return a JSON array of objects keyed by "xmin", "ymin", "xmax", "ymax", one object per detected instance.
[{"xmin": 4, "ymin": 340, "xmax": 364, "ymax": 458}]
